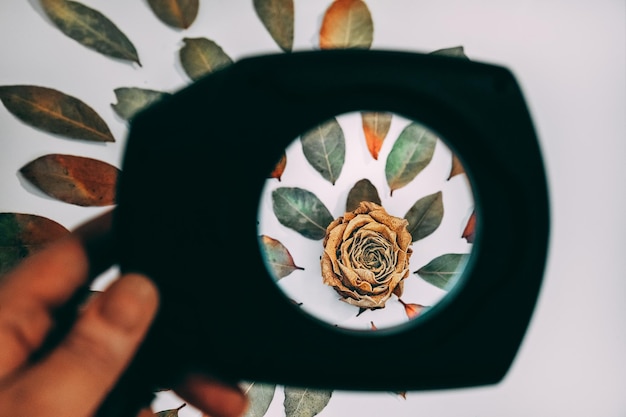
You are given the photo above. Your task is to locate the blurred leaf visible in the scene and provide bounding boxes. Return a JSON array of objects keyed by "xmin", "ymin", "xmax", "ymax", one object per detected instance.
[
  {"xmin": 269, "ymin": 152, "xmax": 287, "ymax": 181},
  {"xmin": 259, "ymin": 235, "xmax": 304, "ymax": 279},
  {"xmin": 0, "ymin": 85, "xmax": 114, "ymax": 142},
  {"xmin": 398, "ymin": 298, "xmax": 427, "ymax": 320},
  {"xmin": 0, "ymin": 213, "xmax": 69, "ymax": 277},
  {"xmin": 40, "ymin": 0, "xmax": 140, "ymax": 65},
  {"xmin": 179, "ymin": 37, "xmax": 233, "ymax": 81},
  {"xmin": 300, "ymin": 117, "xmax": 345, "ymax": 185},
  {"xmin": 462, "ymin": 211, "xmax": 476, "ymax": 243},
  {"xmin": 430, "ymin": 45, "xmax": 470, "ymax": 60},
  {"xmin": 385, "ymin": 122, "xmax": 437, "ymax": 196},
  {"xmin": 448, "ymin": 153, "xmax": 466, "ymax": 180},
  {"xmin": 111, "ymin": 87, "xmax": 171, "ymax": 121},
  {"xmin": 370, "ymin": 321, "xmax": 377, "ymax": 330},
  {"xmin": 284, "ymin": 387, "xmax": 333, "ymax": 417},
  {"xmin": 415, "ymin": 253, "xmax": 470, "ymax": 291},
  {"xmin": 403, "ymin": 191, "xmax": 444, "ymax": 242},
  {"xmin": 147, "ymin": 0, "xmax": 199, "ymax": 29},
  {"xmin": 271, "ymin": 187, "xmax": 334, "ymax": 240},
  {"xmin": 319, "ymin": 0, "xmax": 373, "ymax": 49},
  {"xmin": 20, "ymin": 154, "xmax": 119, "ymax": 207},
  {"xmin": 346, "ymin": 178, "xmax": 381, "ymax": 212},
  {"xmin": 241, "ymin": 382, "xmax": 277, "ymax": 417},
  {"xmin": 361, "ymin": 111, "xmax": 391, "ymax": 160},
  {"xmin": 253, "ymin": 0, "xmax": 294, "ymax": 52},
  {"xmin": 155, "ymin": 403, "xmax": 186, "ymax": 417}
]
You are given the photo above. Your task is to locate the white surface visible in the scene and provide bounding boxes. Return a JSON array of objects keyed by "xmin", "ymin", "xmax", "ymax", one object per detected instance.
[{"xmin": 1, "ymin": 1, "xmax": 625, "ymax": 416}]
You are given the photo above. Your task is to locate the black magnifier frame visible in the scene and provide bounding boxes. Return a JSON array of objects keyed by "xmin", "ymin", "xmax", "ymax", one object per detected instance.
[{"xmin": 106, "ymin": 49, "xmax": 550, "ymax": 416}]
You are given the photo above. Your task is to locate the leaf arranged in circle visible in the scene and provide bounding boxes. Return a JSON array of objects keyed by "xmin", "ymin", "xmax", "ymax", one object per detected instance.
[
  {"xmin": 346, "ymin": 178, "xmax": 381, "ymax": 212},
  {"xmin": 271, "ymin": 187, "xmax": 334, "ymax": 240},
  {"xmin": 241, "ymin": 382, "xmax": 277, "ymax": 417},
  {"xmin": 448, "ymin": 153, "xmax": 466, "ymax": 180},
  {"xmin": 414, "ymin": 253, "xmax": 470, "ymax": 291},
  {"xmin": 39, "ymin": 0, "xmax": 141, "ymax": 65},
  {"xmin": 300, "ymin": 117, "xmax": 345, "ymax": 185},
  {"xmin": 147, "ymin": 0, "xmax": 199, "ymax": 29},
  {"xmin": 462, "ymin": 211, "xmax": 476, "ymax": 243},
  {"xmin": 155, "ymin": 403, "xmax": 186, "ymax": 417},
  {"xmin": 269, "ymin": 151, "xmax": 287, "ymax": 181},
  {"xmin": 0, "ymin": 85, "xmax": 114, "ymax": 142},
  {"xmin": 398, "ymin": 298, "xmax": 427, "ymax": 320},
  {"xmin": 111, "ymin": 87, "xmax": 171, "ymax": 121},
  {"xmin": 361, "ymin": 111, "xmax": 392, "ymax": 160},
  {"xmin": 404, "ymin": 191, "xmax": 444, "ymax": 242},
  {"xmin": 430, "ymin": 45, "xmax": 470, "ymax": 60},
  {"xmin": 253, "ymin": 0, "xmax": 294, "ymax": 52},
  {"xmin": 319, "ymin": 0, "xmax": 373, "ymax": 50},
  {"xmin": 0, "ymin": 213, "xmax": 69, "ymax": 277},
  {"xmin": 259, "ymin": 235, "xmax": 304, "ymax": 280},
  {"xmin": 385, "ymin": 122, "xmax": 437, "ymax": 196},
  {"xmin": 20, "ymin": 154, "xmax": 119, "ymax": 207},
  {"xmin": 179, "ymin": 37, "xmax": 233, "ymax": 81},
  {"xmin": 283, "ymin": 386, "xmax": 333, "ymax": 417}
]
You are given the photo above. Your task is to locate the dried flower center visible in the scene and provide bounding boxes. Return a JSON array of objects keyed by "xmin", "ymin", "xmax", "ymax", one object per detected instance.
[{"xmin": 345, "ymin": 230, "xmax": 397, "ymax": 282}]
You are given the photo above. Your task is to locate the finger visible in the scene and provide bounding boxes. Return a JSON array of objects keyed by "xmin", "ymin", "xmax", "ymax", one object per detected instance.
[
  {"xmin": 0, "ymin": 273, "xmax": 159, "ymax": 417},
  {"xmin": 175, "ymin": 374, "xmax": 249, "ymax": 417},
  {"xmin": 136, "ymin": 407, "xmax": 154, "ymax": 417}
]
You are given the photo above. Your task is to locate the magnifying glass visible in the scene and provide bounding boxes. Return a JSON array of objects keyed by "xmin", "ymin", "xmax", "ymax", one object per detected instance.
[{"xmin": 107, "ymin": 49, "xmax": 550, "ymax": 416}]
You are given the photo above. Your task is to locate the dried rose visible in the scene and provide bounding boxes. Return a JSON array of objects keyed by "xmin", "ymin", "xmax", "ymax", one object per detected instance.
[{"xmin": 320, "ymin": 201, "xmax": 413, "ymax": 309}]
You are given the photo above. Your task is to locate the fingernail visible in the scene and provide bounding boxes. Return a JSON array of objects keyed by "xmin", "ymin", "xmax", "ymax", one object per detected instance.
[{"xmin": 99, "ymin": 274, "xmax": 159, "ymax": 332}]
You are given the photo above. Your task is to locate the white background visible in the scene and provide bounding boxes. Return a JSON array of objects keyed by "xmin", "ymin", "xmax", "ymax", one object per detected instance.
[{"xmin": 1, "ymin": 1, "xmax": 625, "ymax": 416}]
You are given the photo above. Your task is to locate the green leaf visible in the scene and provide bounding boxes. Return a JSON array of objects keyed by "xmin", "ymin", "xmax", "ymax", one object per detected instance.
[
  {"xmin": 271, "ymin": 187, "xmax": 334, "ymax": 240},
  {"xmin": 346, "ymin": 178, "xmax": 381, "ymax": 212},
  {"xmin": 259, "ymin": 235, "xmax": 304, "ymax": 280},
  {"xmin": 385, "ymin": 122, "xmax": 437, "ymax": 195},
  {"xmin": 319, "ymin": 0, "xmax": 373, "ymax": 50},
  {"xmin": 362, "ymin": 111, "xmax": 392, "ymax": 160},
  {"xmin": 283, "ymin": 387, "xmax": 333, "ymax": 417},
  {"xmin": 0, "ymin": 213, "xmax": 69, "ymax": 277},
  {"xmin": 430, "ymin": 45, "xmax": 470, "ymax": 60},
  {"xmin": 147, "ymin": 0, "xmax": 199, "ymax": 29},
  {"xmin": 0, "ymin": 85, "xmax": 115, "ymax": 142},
  {"xmin": 415, "ymin": 253, "xmax": 470, "ymax": 291},
  {"xmin": 40, "ymin": 0, "xmax": 140, "ymax": 65},
  {"xmin": 300, "ymin": 117, "xmax": 345, "ymax": 185},
  {"xmin": 253, "ymin": 0, "xmax": 294, "ymax": 52},
  {"xmin": 241, "ymin": 382, "xmax": 277, "ymax": 417},
  {"xmin": 111, "ymin": 87, "xmax": 171, "ymax": 121},
  {"xmin": 404, "ymin": 191, "xmax": 444, "ymax": 242},
  {"xmin": 179, "ymin": 37, "xmax": 233, "ymax": 81},
  {"xmin": 155, "ymin": 403, "xmax": 186, "ymax": 417}
]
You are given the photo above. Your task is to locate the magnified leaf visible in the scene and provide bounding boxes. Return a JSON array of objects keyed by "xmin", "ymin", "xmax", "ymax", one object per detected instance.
[
  {"xmin": 111, "ymin": 87, "xmax": 171, "ymax": 121},
  {"xmin": 403, "ymin": 191, "xmax": 444, "ymax": 242},
  {"xmin": 300, "ymin": 117, "xmax": 345, "ymax": 185},
  {"xmin": 20, "ymin": 154, "xmax": 119, "ymax": 207},
  {"xmin": 414, "ymin": 253, "xmax": 469, "ymax": 291},
  {"xmin": 259, "ymin": 235, "xmax": 304, "ymax": 280},
  {"xmin": 156, "ymin": 403, "xmax": 186, "ymax": 417},
  {"xmin": 385, "ymin": 122, "xmax": 437, "ymax": 196},
  {"xmin": 398, "ymin": 298, "xmax": 427, "ymax": 320},
  {"xmin": 0, "ymin": 85, "xmax": 114, "ymax": 142},
  {"xmin": 253, "ymin": 0, "xmax": 294, "ymax": 52},
  {"xmin": 346, "ymin": 178, "xmax": 381, "ymax": 212},
  {"xmin": 241, "ymin": 382, "xmax": 277, "ymax": 417},
  {"xmin": 430, "ymin": 45, "xmax": 470, "ymax": 60},
  {"xmin": 462, "ymin": 211, "xmax": 476, "ymax": 243},
  {"xmin": 179, "ymin": 37, "xmax": 233, "ymax": 81},
  {"xmin": 0, "ymin": 213, "xmax": 69, "ymax": 277},
  {"xmin": 147, "ymin": 0, "xmax": 199, "ymax": 29},
  {"xmin": 269, "ymin": 152, "xmax": 287, "ymax": 181},
  {"xmin": 271, "ymin": 187, "xmax": 334, "ymax": 240},
  {"xmin": 448, "ymin": 153, "xmax": 466, "ymax": 180},
  {"xmin": 284, "ymin": 387, "xmax": 333, "ymax": 417},
  {"xmin": 362, "ymin": 111, "xmax": 391, "ymax": 160},
  {"xmin": 40, "ymin": 0, "xmax": 140, "ymax": 65},
  {"xmin": 319, "ymin": 0, "xmax": 373, "ymax": 50}
]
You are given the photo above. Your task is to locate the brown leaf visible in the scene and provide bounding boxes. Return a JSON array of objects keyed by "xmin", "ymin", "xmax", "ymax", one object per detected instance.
[
  {"xmin": 319, "ymin": 0, "xmax": 373, "ymax": 50},
  {"xmin": 361, "ymin": 111, "xmax": 391, "ymax": 159},
  {"xmin": 399, "ymin": 299, "xmax": 426, "ymax": 320},
  {"xmin": 20, "ymin": 154, "xmax": 119, "ymax": 207},
  {"xmin": 0, "ymin": 85, "xmax": 114, "ymax": 142},
  {"xmin": 370, "ymin": 321, "xmax": 377, "ymax": 330},
  {"xmin": 345, "ymin": 178, "xmax": 381, "ymax": 212},
  {"xmin": 448, "ymin": 153, "xmax": 466, "ymax": 180},
  {"xmin": 147, "ymin": 0, "xmax": 199, "ymax": 29},
  {"xmin": 40, "ymin": 0, "xmax": 141, "ymax": 65},
  {"xmin": 462, "ymin": 211, "xmax": 476, "ymax": 243},
  {"xmin": 155, "ymin": 403, "xmax": 186, "ymax": 417},
  {"xmin": 0, "ymin": 213, "xmax": 69, "ymax": 277},
  {"xmin": 269, "ymin": 152, "xmax": 287, "ymax": 181},
  {"xmin": 259, "ymin": 235, "xmax": 304, "ymax": 279},
  {"xmin": 179, "ymin": 37, "xmax": 233, "ymax": 81},
  {"xmin": 253, "ymin": 0, "xmax": 294, "ymax": 52}
]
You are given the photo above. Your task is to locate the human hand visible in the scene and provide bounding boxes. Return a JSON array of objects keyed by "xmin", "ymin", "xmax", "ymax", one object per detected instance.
[{"xmin": 0, "ymin": 211, "xmax": 248, "ymax": 417}]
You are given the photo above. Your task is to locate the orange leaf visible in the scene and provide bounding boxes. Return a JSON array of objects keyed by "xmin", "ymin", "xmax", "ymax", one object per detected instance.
[
  {"xmin": 269, "ymin": 152, "xmax": 287, "ymax": 181},
  {"xmin": 399, "ymin": 299, "xmax": 426, "ymax": 320},
  {"xmin": 319, "ymin": 0, "xmax": 373, "ymax": 50},
  {"xmin": 462, "ymin": 211, "xmax": 476, "ymax": 243},
  {"xmin": 448, "ymin": 153, "xmax": 466, "ymax": 180},
  {"xmin": 361, "ymin": 111, "xmax": 391, "ymax": 159}
]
